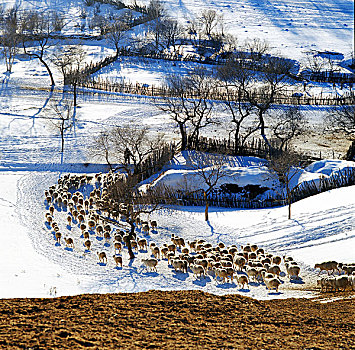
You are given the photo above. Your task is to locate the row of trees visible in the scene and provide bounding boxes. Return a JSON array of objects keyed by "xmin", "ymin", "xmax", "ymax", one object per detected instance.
[{"xmin": 155, "ymin": 59, "xmax": 308, "ymax": 155}]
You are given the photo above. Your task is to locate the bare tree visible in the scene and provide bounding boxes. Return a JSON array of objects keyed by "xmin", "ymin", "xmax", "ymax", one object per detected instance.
[
  {"xmin": 267, "ymin": 149, "xmax": 304, "ymax": 219},
  {"xmin": 105, "ymin": 16, "xmax": 129, "ymax": 56},
  {"xmin": 52, "ymin": 45, "xmax": 87, "ymax": 106},
  {"xmin": 111, "ymin": 124, "xmax": 165, "ymax": 176},
  {"xmin": 0, "ymin": 6, "xmax": 21, "ymax": 73},
  {"xmin": 323, "ymin": 98, "xmax": 355, "ymax": 140},
  {"xmin": 20, "ymin": 10, "xmax": 58, "ymax": 86},
  {"xmin": 98, "ymin": 172, "xmax": 175, "ymax": 260},
  {"xmin": 156, "ymin": 67, "xmax": 216, "ymax": 150},
  {"xmin": 217, "ymin": 57, "xmax": 260, "ymax": 153},
  {"xmin": 146, "ymin": 0, "xmax": 165, "ymax": 20},
  {"xmin": 270, "ymin": 106, "xmax": 308, "ymax": 151},
  {"xmin": 46, "ymin": 100, "xmax": 74, "ymax": 161},
  {"xmin": 199, "ymin": 9, "xmax": 218, "ymax": 38},
  {"xmin": 90, "ymin": 131, "xmax": 116, "ymax": 169},
  {"xmin": 188, "ymin": 152, "xmax": 229, "ymax": 221},
  {"xmin": 246, "ymin": 55, "xmax": 294, "ymax": 148}
]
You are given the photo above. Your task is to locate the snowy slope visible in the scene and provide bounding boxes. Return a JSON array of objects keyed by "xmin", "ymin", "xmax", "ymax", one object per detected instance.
[{"xmin": 4, "ymin": 0, "xmax": 352, "ymax": 61}]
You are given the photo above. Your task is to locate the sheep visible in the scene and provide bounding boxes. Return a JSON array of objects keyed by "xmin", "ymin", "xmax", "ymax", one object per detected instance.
[
  {"xmin": 55, "ymin": 231, "xmax": 61, "ymax": 244},
  {"xmin": 314, "ymin": 261, "xmax": 339, "ymax": 275},
  {"xmin": 317, "ymin": 276, "xmax": 334, "ymax": 292},
  {"xmin": 349, "ymin": 275, "xmax": 355, "ymax": 291},
  {"xmin": 151, "ymin": 246, "xmax": 160, "ymax": 260},
  {"xmin": 267, "ymin": 264, "xmax": 281, "ymax": 277},
  {"xmin": 341, "ymin": 265, "xmax": 355, "ymax": 275},
  {"xmin": 96, "ymin": 225, "xmax": 104, "ymax": 237},
  {"xmin": 234, "ymin": 256, "xmax": 246, "ymax": 271},
  {"xmin": 138, "ymin": 238, "xmax": 147, "ymax": 251},
  {"xmin": 237, "ymin": 275, "xmax": 249, "ymax": 289},
  {"xmin": 272, "ymin": 256, "xmax": 282, "ymax": 265},
  {"xmin": 141, "ymin": 258, "xmax": 158, "ymax": 272},
  {"xmin": 262, "ymin": 271, "xmax": 281, "ymax": 293},
  {"xmin": 49, "ymin": 205, "xmax": 55, "ymax": 216},
  {"xmin": 214, "ymin": 267, "xmax": 228, "ymax": 283},
  {"xmin": 64, "ymin": 237, "xmax": 74, "ymax": 249},
  {"xmin": 171, "ymin": 259, "xmax": 187, "ymax": 273},
  {"xmin": 114, "ymin": 242, "xmax": 122, "ymax": 254},
  {"xmin": 113, "ymin": 255, "xmax": 123, "ymax": 268},
  {"xmin": 167, "ymin": 243, "xmax": 176, "ymax": 253},
  {"xmin": 97, "ymin": 251, "xmax": 107, "ymax": 264},
  {"xmin": 195, "ymin": 258, "xmax": 208, "ymax": 269},
  {"xmin": 150, "ymin": 220, "xmax": 157, "ymax": 230},
  {"xmin": 251, "ymin": 244, "xmax": 258, "ymax": 252},
  {"xmin": 131, "ymin": 240, "xmax": 138, "ymax": 252},
  {"xmin": 191, "ymin": 264, "xmax": 205, "ymax": 278},
  {"xmin": 84, "ymin": 240, "xmax": 91, "ymax": 251},
  {"xmin": 176, "ymin": 237, "xmax": 185, "ymax": 249},
  {"xmin": 285, "ymin": 263, "xmax": 301, "ymax": 280},
  {"xmin": 142, "ymin": 224, "xmax": 150, "ymax": 235},
  {"xmin": 246, "ymin": 267, "xmax": 259, "ymax": 282},
  {"xmin": 104, "ymin": 231, "xmax": 111, "ymax": 243},
  {"xmin": 77, "ymin": 214, "xmax": 85, "ymax": 224},
  {"xmin": 188, "ymin": 241, "xmax": 197, "ymax": 251},
  {"xmin": 88, "ymin": 220, "xmax": 96, "ymax": 230},
  {"xmin": 334, "ymin": 276, "xmax": 349, "ymax": 292}
]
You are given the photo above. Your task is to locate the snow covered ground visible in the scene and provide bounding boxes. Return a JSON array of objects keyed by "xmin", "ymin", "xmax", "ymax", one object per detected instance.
[
  {"xmin": 0, "ymin": 0, "xmax": 353, "ymax": 301},
  {"xmin": 0, "ymin": 151, "xmax": 354, "ymax": 300}
]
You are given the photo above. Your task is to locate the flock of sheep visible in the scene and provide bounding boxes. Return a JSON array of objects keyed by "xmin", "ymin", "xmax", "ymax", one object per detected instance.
[
  {"xmin": 43, "ymin": 171, "xmax": 355, "ymax": 295},
  {"xmin": 315, "ymin": 261, "xmax": 355, "ymax": 292}
]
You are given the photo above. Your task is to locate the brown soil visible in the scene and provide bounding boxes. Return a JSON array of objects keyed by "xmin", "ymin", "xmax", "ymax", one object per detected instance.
[{"xmin": 0, "ymin": 290, "xmax": 354, "ymax": 350}]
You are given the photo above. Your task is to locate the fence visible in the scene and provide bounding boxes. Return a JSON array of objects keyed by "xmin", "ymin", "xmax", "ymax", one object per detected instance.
[{"xmin": 79, "ymin": 77, "xmax": 354, "ymax": 106}]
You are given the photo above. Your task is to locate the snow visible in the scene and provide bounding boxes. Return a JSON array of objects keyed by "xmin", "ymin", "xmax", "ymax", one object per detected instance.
[{"xmin": 0, "ymin": 0, "xmax": 353, "ymax": 300}]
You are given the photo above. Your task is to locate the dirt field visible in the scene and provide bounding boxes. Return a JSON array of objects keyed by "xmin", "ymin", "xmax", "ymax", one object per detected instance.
[{"xmin": 0, "ymin": 290, "xmax": 354, "ymax": 350}]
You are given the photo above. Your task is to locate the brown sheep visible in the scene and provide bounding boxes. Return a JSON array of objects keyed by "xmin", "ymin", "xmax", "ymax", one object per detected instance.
[
  {"xmin": 84, "ymin": 240, "xmax": 91, "ymax": 251},
  {"xmin": 97, "ymin": 251, "xmax": 107, "ymax": 264},
  {"xmin": 64, "ymin": 237, "xmax": 74, "ymax": 249},
  {"xmin": 113, "ymin": 255, "xmax": 123, "ymax": 268}
]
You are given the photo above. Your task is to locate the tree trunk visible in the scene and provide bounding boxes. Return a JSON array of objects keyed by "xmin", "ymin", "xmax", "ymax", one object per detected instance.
[
  {"xmin": 204, "ymin": 190, "xmax": 209, "ymax": 221},
  {"xmin": 127, "ymin": 222, "xmax": 135, "ymax": 260},
  {"xmin": 73, "ymin": 83, "xmax": 77, "ymax": 107},
  {"xmin": 39, "ymin": 57, "xmax": 55, "ymax": 86},
  {"xmin": 179, "ymin": 122, "xmax": 187, "ymax": 151}
]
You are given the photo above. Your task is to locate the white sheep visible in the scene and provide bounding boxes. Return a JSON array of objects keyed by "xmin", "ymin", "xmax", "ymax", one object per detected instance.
[{"xmin": 141, "ymin": 258, "xmax": 158, "ymax": 272}]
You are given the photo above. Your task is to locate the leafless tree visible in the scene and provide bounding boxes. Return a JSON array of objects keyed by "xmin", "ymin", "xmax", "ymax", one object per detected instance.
[
  {"xmin": 156, "ymin": 67, "xmax": 216, "ymax": 150},
  {"xmin": 111, "ymin": 124, "xmax": 165, "ymax": 176},
  {"xmin": 244, "ymin": 38, "xmax": 270, "ymax": 62},
  {"xmin": 51, "ymin": 45, "xmax": 87, "ymax": 106},
  {"xmin": 98, "ymin": 172, "xmax": 175, "ymax": 260},
  {"xmin": 105, "ymin": 16, "xmax": 129, "ymax": 55},
  {"xmin": 46, "ymin": 100, "xmax": 74, "ymax": 160},
  {"xmin": 267, "ymin": 149, "xmax": 304, "ymax": 219},
  {"xmin": 90, "ymin": 131, "xmax": 116, "ymax": 169},
  {"xmin": 146, "ymin": 0, "xmax": 165, "ymax": 20},
  {"xmin": 20, "ymin": 10, "xmax": 58, "ymax": 86},
  {"xmin": 270, "ymin": 106, "xmax": 308, "ymax": 151},
  {"xmin": 188, "ymin": 152, "xmax": 229, "ymax": 221},
  {"xmin": 199, "ymin": 9, "xmax": 218, "ymax": 38},
  {"xmin": 246, "ymin": 55, "xmax": 294, "ymax": 148},
  {"xmin": 217, "ymin": 57, "xmax": 260, "ymax": 153},
  {"xmin": 0, "ymin": 6, "xmax": 21, "ymax": 73},
  {"xmin": 323, "ymin": 98, "xmax": 355, "ymax": 141}
]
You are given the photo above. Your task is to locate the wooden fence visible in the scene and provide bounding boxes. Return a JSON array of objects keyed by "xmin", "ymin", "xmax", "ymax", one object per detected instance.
[{"xmin": 79, "ymin": 77, "xmax": 354, "ymax": 106}]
